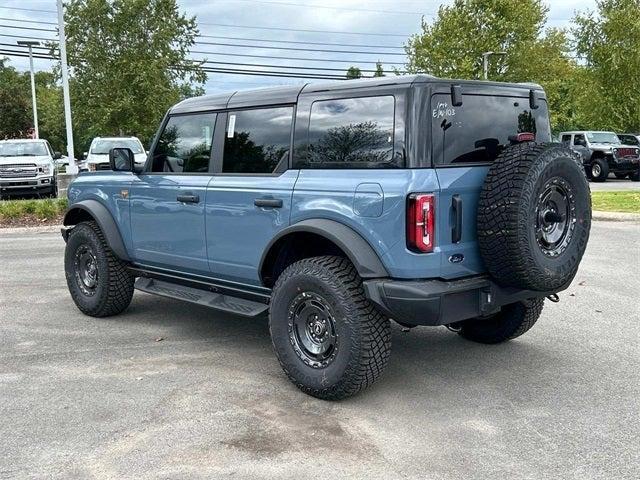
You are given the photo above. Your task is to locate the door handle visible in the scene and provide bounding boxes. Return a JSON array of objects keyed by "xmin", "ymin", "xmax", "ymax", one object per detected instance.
[
  {"xmin": 177, "ymin": 193, "xmax": 200, "ymax": 204},
  {"xmin": 451, "ymin": 194, "xmax": 462, "ymax": 243},
  {"xmin": 254, "ymin": 198, "xmax": 283, "ymax": 208}
]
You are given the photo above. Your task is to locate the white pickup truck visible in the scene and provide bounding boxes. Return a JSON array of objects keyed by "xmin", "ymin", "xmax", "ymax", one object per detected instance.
[{"xmin": 0, "ymin": 139, "xmax": 60, "ymax": 198}]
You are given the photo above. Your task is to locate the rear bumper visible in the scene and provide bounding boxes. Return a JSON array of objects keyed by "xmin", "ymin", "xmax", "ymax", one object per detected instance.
[{"xmin": 363, "ymin": 276, "xmax": 555, "ymax": 326}]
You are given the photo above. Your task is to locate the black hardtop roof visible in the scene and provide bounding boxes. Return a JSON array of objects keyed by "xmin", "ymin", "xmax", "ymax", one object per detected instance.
[{"xmin": 169, "ymin": 75, "xmax": 544, "ymax": 114}]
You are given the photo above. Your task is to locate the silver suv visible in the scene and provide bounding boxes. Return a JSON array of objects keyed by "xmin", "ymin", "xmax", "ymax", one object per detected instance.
[
  {"xmin": 0, "ymin": 139, "xmax": 60, "ymax": 197},
  {"xmin": 559, "ymin": 131, "xmax": 640, "ymax": 182}
]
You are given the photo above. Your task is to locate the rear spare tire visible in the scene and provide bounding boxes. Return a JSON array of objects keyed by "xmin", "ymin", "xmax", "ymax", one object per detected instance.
[{"xmin": 477, "ymin": 143, "xmax": 591, "ymax": 291}]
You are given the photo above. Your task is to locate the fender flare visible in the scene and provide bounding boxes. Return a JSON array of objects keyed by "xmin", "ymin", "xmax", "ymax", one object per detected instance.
[
  {"xmin": 63, "ymin": 199, "xmax": 130, "ymax": 262},
  {"xmin": 259, "ymin": 219, "xmax": 389, "ymax": 282}
]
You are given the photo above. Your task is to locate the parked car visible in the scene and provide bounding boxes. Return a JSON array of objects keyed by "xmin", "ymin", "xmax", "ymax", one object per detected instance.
[
  {"xmin": 559, "ymin": 130, "xmax": 640, "ymax": 181},
  {"xmin": 618, "ymin": 133, "xmax": 640, "ymax": 147},
  {"xmin": 61, "ymin": 76, "xmax": 592, "ymax": 399},
  {"xmin": 0, "ymin": 139, "xmax": 60, "ymax": 198},
  {"xmin": 84, "ymin": 137, "xmax": 147, "ymax": 172}
]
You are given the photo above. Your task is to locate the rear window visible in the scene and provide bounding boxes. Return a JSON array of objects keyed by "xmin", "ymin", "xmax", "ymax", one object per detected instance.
[
  {"xmin": 297, "ymin": 96, "xmax": 397, "ymax": 169},
  {"xmin": 431, "ymin": 94, "xmax": 551, "ymax": 165}
]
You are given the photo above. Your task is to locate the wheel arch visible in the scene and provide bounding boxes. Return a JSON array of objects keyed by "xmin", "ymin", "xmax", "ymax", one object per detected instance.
[
  {"xmin": 259, "ymin": 219, "xmax": 389, "ymax": 288},
  {"xmin": 63, "ymin": 199, "xmax": 130, "ymax": 262}
]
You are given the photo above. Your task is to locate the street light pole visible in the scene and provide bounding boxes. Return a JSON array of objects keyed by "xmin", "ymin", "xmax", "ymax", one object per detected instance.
[
  {"xmin": 17, "ymin": 40, "xmax": 40, "ymax": 139},
  {"xmin": 482, "ymin": 51, "xmax": 507, "ymax": 80},
  {"xmin": 57, "ymin": 0, "xmax": 77, "ymax": 173}
]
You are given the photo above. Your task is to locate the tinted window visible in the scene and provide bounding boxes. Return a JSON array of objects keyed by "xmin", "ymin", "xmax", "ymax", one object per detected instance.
[
  {"xmin": 561, "ymin": 134, "xmax": 571, "ymax": 144},
  {"xmin": 302, "ymin": 96, "xmax": 396, "ymax": 168},
  {"xmin": 574, "ymin": 134, "xmax": 586, "ymax": 146},
  {"xmin": 223, "ymin": 106, "xmax": 293, "ymax": 173},
  {"xmin": 431, "ymin": 94, "xmax": 551, "ymax": 165},
  {"xmin": 151, "ymin": 113, "xmax": 216, "ymax": 173},
  {"xmin": 620, "ymin": 135, "xmax": 639, "ymax": 145}
]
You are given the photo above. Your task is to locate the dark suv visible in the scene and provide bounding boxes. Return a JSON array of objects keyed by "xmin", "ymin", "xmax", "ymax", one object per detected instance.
[{"xmin": 62, "ymin": 76, "xmax": 592, "ymax": 399}]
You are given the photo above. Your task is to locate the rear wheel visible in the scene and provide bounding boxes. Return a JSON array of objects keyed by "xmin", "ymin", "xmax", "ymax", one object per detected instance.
[
  {"xmin": 269, "ymin": 255, "xmax": 391, "ymax": 400},
  {"xmin": 64, "ymin": 221, "xmax": 134, "ymax": 317},
  {"xmin": 590, "ymin": 158, "xmax": 609, "ymax": 182},
  {"xmin": 456, "ymin": 298, "xmax": 545, "ymax": 344}
]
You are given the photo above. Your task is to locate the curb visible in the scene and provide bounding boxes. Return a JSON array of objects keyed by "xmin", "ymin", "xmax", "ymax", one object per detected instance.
[
  {"xmin": 0, "ymin": 225, "xmax": 62, "ymax": 235},
  {"xmin": 591, "ymin": 211, "xmax": 640, "ymax": 223}
]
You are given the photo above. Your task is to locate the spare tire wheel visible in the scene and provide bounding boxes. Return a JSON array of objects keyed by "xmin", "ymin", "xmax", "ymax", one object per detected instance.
[{"xmin": 477, "ymin": 143, "xmax": 591, "ymax": 291}]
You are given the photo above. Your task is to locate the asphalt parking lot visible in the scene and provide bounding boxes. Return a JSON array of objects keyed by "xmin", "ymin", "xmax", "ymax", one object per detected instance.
[
  {"xmin": 1, "ymin": 220, "xmax": 639, "ymax": 479},
  {"xmin": 588, "ymin": 176, "xmax": 640, "ymax": 191}
]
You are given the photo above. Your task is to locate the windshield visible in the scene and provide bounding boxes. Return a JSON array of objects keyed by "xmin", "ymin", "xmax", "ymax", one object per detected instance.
[
  {"xmin": 91, "ymin": 139, "xmax": 144, "ymax": 154},
  {"xmin": 586, "ymin": 132, "xmax": 620, "ymax": 144},
  {"xmin": 0, "ymin": 142, "xmax": 48, "ymax": 157}
]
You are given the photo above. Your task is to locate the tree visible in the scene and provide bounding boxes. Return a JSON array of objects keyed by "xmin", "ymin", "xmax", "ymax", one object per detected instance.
[
  {"xmin": 346, "ymin": 66, "xmax": 362, "ymax": 79},
  {"xmin": 404, "ymin": 0, "xmax": 578, "ymax": 132},
  {"xmin": 0, "ymin": 59, "xmax": 32, "ymax": 139},
  {"xmin": 573, "ymin": 0, "xmax": 640, "ymax": 132},
  {"xmin": 374, "ymin": 62, "xmax": 385, "ymax": 77},
  {"xmin": 61, "ymin": 0, "xmax": 206, "ymax": 154}
]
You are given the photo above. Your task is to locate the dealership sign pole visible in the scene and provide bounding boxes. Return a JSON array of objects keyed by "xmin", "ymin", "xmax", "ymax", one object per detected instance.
[{"xmin": 57, "ymin": 0, "xmax": 77, "ymax": 174}]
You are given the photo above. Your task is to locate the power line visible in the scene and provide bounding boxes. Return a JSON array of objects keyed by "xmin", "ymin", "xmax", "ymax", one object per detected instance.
[
  {"xmin": 196, "ymin": 34, "xmax": 404, "ymax": 50},
  {"xmin": 0, "ymin": 32, "xmax": 58, "ymax": 42},
  {"xmin": 198, "ymin": 58, "xmax": 405, "ymax": 74},
  {"xmin": 0, "ymin": 6, "xmax": 57, "ymax": 14},
  {"xmin": 0, "ymin": 17, "xmax": 57, "ymax": 26},
  {"xmin": 225, "ymin": 0, "xmax": 430, "ymax": 16},
  {"xmin": 0, "ymin": 23, "xmax": 57, "ymax": 33},
  {"xmin": 192, "ymin": 39, "xmax": 406, "ymax": 56},
  {"xmin": 196, "ymin": 22, "xmax": 408, "ymax": 37}
]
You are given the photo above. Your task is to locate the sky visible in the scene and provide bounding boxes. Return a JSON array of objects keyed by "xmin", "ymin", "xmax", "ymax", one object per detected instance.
[{"xmin": 1, "ymin": 0, "xmax": 598, "ymax": 94}]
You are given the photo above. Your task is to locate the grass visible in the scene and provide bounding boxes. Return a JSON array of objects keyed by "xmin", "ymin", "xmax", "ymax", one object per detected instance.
[
  {"xmin": 0, "ymin": 197, "xmax": 68, "ymax": 221},
  {"xmin": 591, "ymin": 191, "xmax": 640, "ymax": 213}
]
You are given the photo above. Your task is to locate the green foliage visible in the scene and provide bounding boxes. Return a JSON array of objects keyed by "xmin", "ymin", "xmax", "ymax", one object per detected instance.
[
  {"xmin": 61, "ymin": 0, "xmax": 206, "ymax": 153},
  {"xmin": 0, "ymin": 59, "xmax": 32, "ymax": 139},
  {"xmin": 573, "ymin": 0, "xmax": 640, "ymax": 132},
  {"xmin": 404, "ymin": 0, "xmax": 580, "ymax": 132},
  {"xmin": 0, "ymin": 198, "xmax": 68, "ymax": 220},
  {"xmin": 374, "ymin": 62, "xmax": 385, "ymax": 77},
  {"xmin": 346, "ymin": 66, "xmax": 362, "ymax": 79}
]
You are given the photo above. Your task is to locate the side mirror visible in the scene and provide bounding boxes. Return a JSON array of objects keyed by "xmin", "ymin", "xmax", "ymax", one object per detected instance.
[
  {"xmin": 53, "ymin": 151, "xmax": 62, "ymax": 160},
  {"xmin": 109, "ymin": 147, "xmax": 135, "ymax": 172},
  {"xmin": 81, "ymin": 151, "xmax": 88, "ymax": 160}
]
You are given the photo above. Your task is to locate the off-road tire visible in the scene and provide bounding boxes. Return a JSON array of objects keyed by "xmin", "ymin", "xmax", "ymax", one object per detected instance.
[
  {"xmin": 269, "ymin": 255, "xmax": 391, "ymax": 400},
  {"xmin": 457, "ymin": 298, "xmax": 544, "ymax": 344},
  {"xmin": 630, "ymin": 169, "xmax": 640, "ymax": 182},
  {"xmin": 64, "ymin": 221, "xmax": 134, "ymax": 317},
  {"xmin": 477, "ymin": 143, "xmax": 591, "ymax": 291},
  {"xmin": 590, "ymin": 158, "xmax": 609, "ymax": 182}
]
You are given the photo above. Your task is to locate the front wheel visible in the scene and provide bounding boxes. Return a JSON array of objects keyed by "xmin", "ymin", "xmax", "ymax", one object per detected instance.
[
  {"xmin": 630, "ymin": 169, "xmax": 640, "ymax": 182},
  {"xmin": 269, "ymin": 256, "xmax": 391, "ymax": 400},
  {"xmin": 64, "ymin": 221, "xmax": 134, "ymax": 317},
  {"xmin": 590, "ymin": 158, "xmax": 609, "ymax": 182},
  {"xmin": 455, "ymin": 298, "xmax": 545, "ymax": 344}
]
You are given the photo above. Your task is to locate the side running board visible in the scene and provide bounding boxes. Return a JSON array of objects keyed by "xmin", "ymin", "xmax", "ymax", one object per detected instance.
[{"xmin": 135, "ymin": 277, "xmax": 268, "ymax": 317}]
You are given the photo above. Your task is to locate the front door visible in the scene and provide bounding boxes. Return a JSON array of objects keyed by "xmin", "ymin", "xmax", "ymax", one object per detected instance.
[
  {"xmin": 206, "ymin": 106, "xmax": 298, "ymax": 285},
  {"xmin": 129, "ymin": 112, "xmax": 217, "ymax": 274}
]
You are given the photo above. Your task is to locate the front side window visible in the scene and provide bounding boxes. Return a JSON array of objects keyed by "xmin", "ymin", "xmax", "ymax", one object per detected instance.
[
  {"xmin": 151, "ymin": 113, "xmax": 216, "ymax": 173},
  {"xmin": 574, "ymin": 134, "xmax": 586, "ymax": 146},
  {"xmin": 302, "ymin": 96, "xmax": 396, "ymax": 168},
  {"xmin": 561, "ymin": 135, "xmax": 571, "ymax": 144},
  {"xmin": 223, "ymin": 106, "xmax": 293, "ymax": 174},
  {"xmin": 431, "ymin": 94, "xmax": 551, "ymax": 165}
]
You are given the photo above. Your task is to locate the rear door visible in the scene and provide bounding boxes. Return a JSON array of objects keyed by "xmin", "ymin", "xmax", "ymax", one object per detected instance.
[
  {"xmin": 430, "ymin": 87, "xmax": 552, "ymax": 278},
  {"xmin": 129, "ymin": 112, "xmax": 216, "ymax": 274},
  {"xmin": 205, "ymin": 106, "xmax": 297, "ymax": 286}
]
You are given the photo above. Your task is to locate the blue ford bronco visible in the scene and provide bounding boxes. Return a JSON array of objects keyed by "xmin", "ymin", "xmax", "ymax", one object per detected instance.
[{"xmin": 62, "ymin": 75, "xmax": 591, "ymax": 399}]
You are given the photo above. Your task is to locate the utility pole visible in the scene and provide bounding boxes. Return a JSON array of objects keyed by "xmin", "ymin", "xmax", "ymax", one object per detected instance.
[
  {"xmin": 17, "ymin": 41, "xmax": 40, "ymax": 139},
  {"xmin": 57, "ymin": 0, "xmax": 77, "ymax": 173},
  {"xmin": 482, "ymin": 51, "xmax": 507, "ymax": 80}
]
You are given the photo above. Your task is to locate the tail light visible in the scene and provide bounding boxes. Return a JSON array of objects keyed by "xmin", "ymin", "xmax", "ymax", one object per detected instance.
[{"xmin": 407, "ymin": 193, "xmax": 435, "ymax": 253}]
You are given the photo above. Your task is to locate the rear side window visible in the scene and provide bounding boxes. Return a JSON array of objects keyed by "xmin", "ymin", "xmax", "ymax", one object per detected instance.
[
  {"xmin": 561, "ymin": 134, "xmax": 571, "ymax": 145},
  {"xmin": 223, "ymin": 106, "xmax": 294, "ymax": 174},
  {"xmin": 431, "ymin": 94, "xmax": 551, "ymax": 165},
  {"xmin": 151, "ymin": 113, "xmax": 216, "ymax": 173},
  {"xmin": 300, "ymin": 96, "xmax": 396, "ymax": 168}
]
